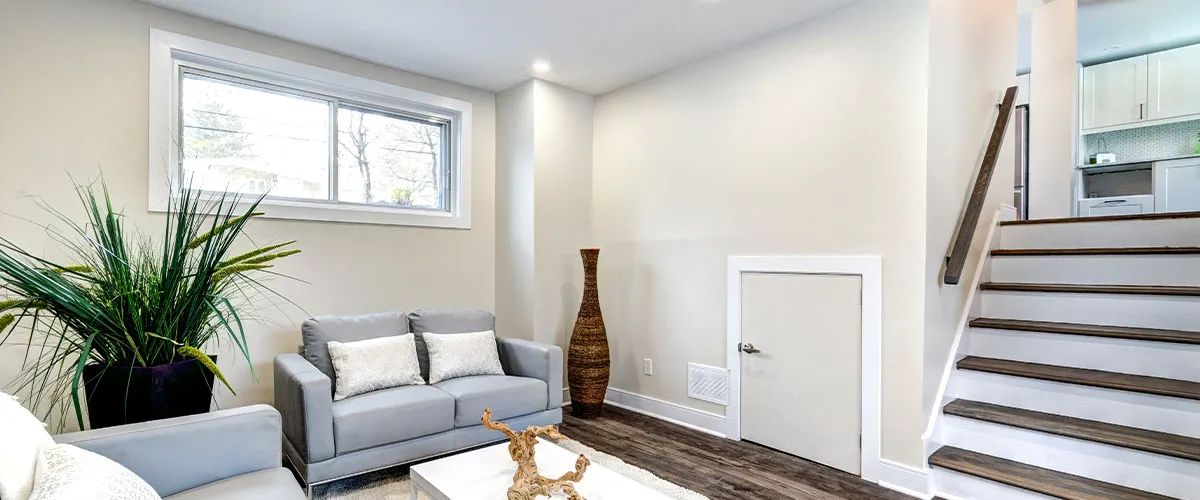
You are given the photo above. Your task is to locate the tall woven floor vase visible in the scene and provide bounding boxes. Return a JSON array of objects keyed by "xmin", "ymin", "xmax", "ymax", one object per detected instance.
[{"xmin": 568, "ymin": 248, "xmax": 611, "ymax": 418}]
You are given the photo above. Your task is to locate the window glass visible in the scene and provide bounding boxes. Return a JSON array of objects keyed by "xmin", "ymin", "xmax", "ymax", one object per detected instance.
[{"xmin": 181, "ymin": 73, "xmax": 330, "ymax": 199}]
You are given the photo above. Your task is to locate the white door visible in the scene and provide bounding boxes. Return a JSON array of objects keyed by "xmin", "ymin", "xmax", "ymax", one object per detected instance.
[
  {"xmin": 1082, "ymin": 55, "xmax": 1148, "ymax": 131},
  {"xmin": 1148, "ymin": 44, "xmax": 1200, "ymax": 121},
  {"xmin": 739, "ymin": 272, "xmax": 861, "ymax": 474}
]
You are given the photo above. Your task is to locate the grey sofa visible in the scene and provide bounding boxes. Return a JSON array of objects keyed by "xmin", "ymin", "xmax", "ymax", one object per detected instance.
[
  {"xmin": 275, "ymin": 309, "xmax": 563, "ymax": 490},
  {"xmin": 53, "ymin": 405, "xmax": 304, "ymax": 499}
]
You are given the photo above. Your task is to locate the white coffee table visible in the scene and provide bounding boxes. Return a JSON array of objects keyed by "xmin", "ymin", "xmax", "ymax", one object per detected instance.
[{"xmin": 410, "ymin": 438, "xmax": 673, "ymax": 499}]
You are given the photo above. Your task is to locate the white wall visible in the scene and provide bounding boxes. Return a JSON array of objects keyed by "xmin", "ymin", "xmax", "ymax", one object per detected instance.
[
  {"xmin": 922, "ymin": 0, "xmax": 1018, "ymax": 416},
  {"xmin": 496, "ymin": 81, "xmax": 537, "ymax": 340},
  {"xmin": 0, "ymin": 0, "xmax": 497, "ymax": 430},
  {"xmin": 532, "ymin": 82, "xmax": 595, "ymax": 348},
  {"xmin": 592, "ymin": 0, "xmax": 931, "ymax": 467},
  {"xmin": 495, "ymin": 80, "xmax": 594, "ymax": 350},
  {"xmin": 1029, "ymin": 0, "xmax": 1079, "ymax": 218}
]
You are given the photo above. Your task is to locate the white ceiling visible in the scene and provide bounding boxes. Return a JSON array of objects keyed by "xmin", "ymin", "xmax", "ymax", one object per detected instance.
[
  {"xmin": 140, "ymin": 0, "xmax": 856, "ymax": 95},
  {"xmin": 1017, "ymin": 0, "xmax": 1200, "ymax": 73}
]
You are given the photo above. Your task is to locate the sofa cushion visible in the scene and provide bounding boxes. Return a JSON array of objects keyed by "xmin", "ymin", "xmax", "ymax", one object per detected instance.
[
  {"xmin": 302, "ymin": 312, "xmax": 409, "ymax": 380},
  {"xmin": 423, "ymin": 331, "xmax": 505, "ymax": 384},
  {"xmin": 434, "ymin": 375, "xmax": 548, "ymax": 427},
  {"xmin": 328, "ymin": 334, "xmax": 425, "ymax": 401},
  {"xmin": 0, "ymin": 392, "xmax": 54, "ymax": 500},
  {"xmin": 408, "ymin": 310, "xmax": 496, "ymax": 381},
  {"xmin": 164, "ymin": 468, "xmax": 305, "ymax": 500},
  {"xmin": 331, "ymin": 385, "xmax": 454, "ymax": 455}
]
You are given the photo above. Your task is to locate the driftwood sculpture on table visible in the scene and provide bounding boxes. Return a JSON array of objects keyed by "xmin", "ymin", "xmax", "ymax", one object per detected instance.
[{"xmin": 482, "ymin": 408, "xmax": 590, "ymax": 500}]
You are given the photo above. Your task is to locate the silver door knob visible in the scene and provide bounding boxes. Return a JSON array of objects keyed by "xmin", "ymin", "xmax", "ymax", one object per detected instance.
[{"xmin": 739, "ymin": 343, "xmax": 761, "ymax": 354}]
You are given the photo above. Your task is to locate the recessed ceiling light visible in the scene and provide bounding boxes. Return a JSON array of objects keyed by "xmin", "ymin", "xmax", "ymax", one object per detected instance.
[{"xmin": 532, "ymin": 61, "xmax": 551, "ymax": 73}]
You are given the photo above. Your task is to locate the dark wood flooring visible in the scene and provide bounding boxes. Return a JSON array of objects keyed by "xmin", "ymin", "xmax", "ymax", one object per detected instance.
[{"xmin": 560, "ymin": 404, "xmax": 911, "ymax": 500}]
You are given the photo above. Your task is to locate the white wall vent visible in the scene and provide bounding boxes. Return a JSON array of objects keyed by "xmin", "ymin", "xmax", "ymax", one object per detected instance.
[{"xmin": 687, "ymin": 362, "xmax": 729, "ymax": 406}]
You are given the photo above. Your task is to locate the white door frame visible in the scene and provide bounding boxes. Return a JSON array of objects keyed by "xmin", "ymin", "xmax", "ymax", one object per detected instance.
[{"xmin": 726, "ymin": 255, "xmax": 882, "ymax": 479}]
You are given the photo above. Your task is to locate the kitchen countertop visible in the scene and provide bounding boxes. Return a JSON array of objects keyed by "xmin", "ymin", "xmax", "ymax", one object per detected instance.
[{"xmin": 1079, "ymin": 153, "xmax": 1200, "ymax": 170}]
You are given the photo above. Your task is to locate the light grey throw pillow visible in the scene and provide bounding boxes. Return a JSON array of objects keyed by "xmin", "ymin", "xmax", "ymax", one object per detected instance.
[
  {"xmin": 424, "ymin": 330, "xmax": 505, "ymax": 384},
  {"xmin": 0, "ymin": 392, "xmax": 54, "ymax": 500},
  {"xmin": 28, "ymin": 444, "xmax": 160, "ymax": 500},
  {"xmin": 327, "ymin": 333, "xmax": 425, "ymax": 400}
]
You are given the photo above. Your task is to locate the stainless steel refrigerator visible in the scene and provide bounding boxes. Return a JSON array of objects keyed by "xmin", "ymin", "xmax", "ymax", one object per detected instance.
[{"xmin": 1013, "ymin": 104, "xmax": 1030, "ymax": 220}]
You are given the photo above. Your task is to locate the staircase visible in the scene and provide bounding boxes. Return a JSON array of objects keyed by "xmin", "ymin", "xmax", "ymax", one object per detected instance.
[{"xmin": 927, "ymin": 213, "xmax": 1200, "ymax": 500}]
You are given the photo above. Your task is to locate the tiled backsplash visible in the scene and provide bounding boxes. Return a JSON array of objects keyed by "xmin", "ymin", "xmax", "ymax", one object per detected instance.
[{"xmin": 1083, "ymin": 119, "xmax": 1200, "ymax": 163}]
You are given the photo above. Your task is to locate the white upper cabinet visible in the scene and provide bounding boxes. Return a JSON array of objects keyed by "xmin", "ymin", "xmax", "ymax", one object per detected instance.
[
  {"xmin": 1147, "ymin": 44, "xmax": 1200, "ymax": 120},
  {"xmin": 1081, "ymin": 55, "xmax": 1148, "ymax": 132},
  {"xmin": 1082, "ymin": 43, "xmax": 1200, "ymax": 133}
]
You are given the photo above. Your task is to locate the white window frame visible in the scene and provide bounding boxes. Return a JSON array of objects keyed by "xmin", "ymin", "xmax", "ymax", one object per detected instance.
[{"xmin": 149, "ymin": 29, "xmax": 473, "ymax": 229}]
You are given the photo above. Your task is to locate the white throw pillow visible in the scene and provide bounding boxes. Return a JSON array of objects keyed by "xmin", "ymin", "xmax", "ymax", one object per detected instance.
[
  {"xmin": 423, "ymin": 330, "xmax": 505, "ymax": 384},
  {"xmin": 0, "ymin": 392, "xmax": 53, "ymax": 500},
  {"xmin": 28, "ymin": 444, "xmax": 160, "ymax": 500},
  {"xmin": 327, "ymin": 333, "xmax": 426, "ymax": 401}
]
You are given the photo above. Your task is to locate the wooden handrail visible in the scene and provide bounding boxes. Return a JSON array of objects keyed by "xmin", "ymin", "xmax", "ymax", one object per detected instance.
[{"xmin": 944, "ymin": 86, "xmax": 1019, "ymax": 285}]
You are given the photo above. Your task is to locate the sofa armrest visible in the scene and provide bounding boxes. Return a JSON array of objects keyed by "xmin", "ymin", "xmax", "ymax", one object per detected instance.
[
  {"xmin": 274, "ymin": 353, "xmax": 335, "ymax": 464},
  {"xmin": 54, "ymin": 404, "xmax": 282, "ymax": 497},
  {"xmin": 498, "ymin": 338, "xmax": 563, "ymax": 410}
]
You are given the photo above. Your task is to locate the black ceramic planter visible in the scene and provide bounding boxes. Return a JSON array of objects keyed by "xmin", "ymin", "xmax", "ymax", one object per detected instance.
[{"xmin": 82, "ymin": 356, "xmax": 217, "ymax": 429}]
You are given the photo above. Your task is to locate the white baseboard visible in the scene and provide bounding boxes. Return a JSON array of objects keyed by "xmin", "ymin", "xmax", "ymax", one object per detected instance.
[
  {"xmin": 603, "ymin": 387, "xmax": 727, "ymax": 438},
  {"xmin": 562, "ymin": 387, "xmax": 727, "ymax": 438},
  {"xmin": 875, "ymin": 459, "xmax": 932, "ymax": 499}
]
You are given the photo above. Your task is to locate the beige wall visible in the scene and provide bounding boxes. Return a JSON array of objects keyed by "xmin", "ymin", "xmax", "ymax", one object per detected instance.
[
  {"xmin": 496, "ymin": 80, "xmax": 594, "ymax": 347},
  {"xmin": 591, "ymin": 0, "xmax": 931, "ymax": 467},
  {"xmin": 496, "ymin": 81, "xmax": 537, "ymax": 341},
  {"xmin": 532, "ymin": 81, "xmax": 595, "ymax": 349},
  {"xmin": 1029, "ymin": 0, "xmax": 1079, "ymax": 218},
  {"xmin": 922, "ymin": 0, "xmax": 1019, "ymax": 415},
  {"xmin": 0, "ymin": 0, "xmax": 497, "ymax": 430}
]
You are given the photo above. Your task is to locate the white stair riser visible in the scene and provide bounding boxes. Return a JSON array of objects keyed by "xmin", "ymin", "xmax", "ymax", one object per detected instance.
[
  {"xmin": 938, "ymin": 416, "xmax": 1200, "ymax": 499},
  {"xmin": 999, "ymin": 219, "xmax": 1200, "ymax": 249},
  {"xmin": 980, "ymin": 291, "xmax": 1200, "ymax": 330},
  {"xmin": 990, "ymin": 254, "xmax": 1200, "ymax": 286},
  {"xmin": 947, "ymin": 369, "xmax": 1200, "ymax": 438},
  {"xmin": 967, "ymin": 328, "xmax": 1200, "ymax": 382},
  {"xmin": 931, "ymin": 467, "xmax": 1057, "ymax": 500}
]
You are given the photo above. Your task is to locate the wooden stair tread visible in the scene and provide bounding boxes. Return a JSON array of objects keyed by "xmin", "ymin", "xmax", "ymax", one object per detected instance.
[
  {"xmin": 968, "ymin": 318, "xmax": 1200, "ymax": 345},
  {"xmin": 956, "ymin": 356, "xmax": 1200, "ymax": 401},
  {"xmin": 980, "ymin": 282, "xmax": 1200, "ymax": 296},
  {"xmin": 1000, "ymin": 211, "xmax": 1200, "ymax": 226},
  {"xmin": 943, "ymin": 399, "xmax": 1200, "ymax": 462},
  {"xmin": 992, "ymin": 246, "xmax": 1200, "ymax": 256},
  {"xmin": 929, "ymin": 446, "xmax": 1177, "ymax": 500}
]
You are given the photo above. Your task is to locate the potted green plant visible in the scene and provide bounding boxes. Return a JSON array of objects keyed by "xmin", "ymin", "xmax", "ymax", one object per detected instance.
[{"xmin": 0, "ymin": 180, "xmax": 299, "ymax": 429}]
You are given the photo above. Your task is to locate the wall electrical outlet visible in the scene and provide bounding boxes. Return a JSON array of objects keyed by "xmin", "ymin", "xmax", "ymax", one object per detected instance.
[{"xmin": 643, "ymin": 358, "xmax": 653, "ymax": 376}]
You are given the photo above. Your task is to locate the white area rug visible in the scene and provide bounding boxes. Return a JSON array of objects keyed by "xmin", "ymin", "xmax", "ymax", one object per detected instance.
[{"xmin": 316, "ymin": 439, "xmax": 708, "ymax": 500}]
